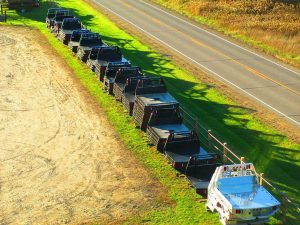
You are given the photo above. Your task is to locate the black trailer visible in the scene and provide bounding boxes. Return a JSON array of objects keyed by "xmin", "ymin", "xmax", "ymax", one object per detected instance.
[
  {"xmin": 121, "ymin": 76, "xmax": 150, "ymax": 116},
  {"xmin": 184, "ymin": 153, "xmax": 222, "ymax": 196},
  {"xmin": 163, "ymin": 131, "xmax": 203, "ymax": 169},
  {"xmin": 87, "ymin": 46, "xmax": 122, "ymax": 73},
  {"xmin": 57, "ymin": 18, "xmax": 82, "ymax": 44},
  {"xmin": 132, "ymin": 78, "xmax": 179, "ymax": 131},
  {"xmin": 50, "ymin": 10, "xmax": 73, "ymax": 34},
  {"xmin": 92, "ymin": 46, "xmax": 130, "ymax": 81},
  {"xmin": 76, "ymin": 33, "xmax": 106, "ymax": 63},
  {"xmin": 106, "ymin": 67, "xmax": 143, "ymax": 96},
  {"xmin": 68, "ymin": 29, "xmax": 90, "ymax": 53},
  {"xmin": 97, "ymin": 61, "xmax": 132, "ymax": 84},
  {"xmin": 47, "ymin": 9, "xmax": 71, "ymax": 28},
  {"xmin": 46, "ymin": 8, "xmax": 62, "ymax": 27},
  {"xmin": 146, "ymin": 108, "xmax": 190, "ymax": 151},
  {"xmin": 113, "ymin": 67, "xmax": 144, "ymax": 100}
]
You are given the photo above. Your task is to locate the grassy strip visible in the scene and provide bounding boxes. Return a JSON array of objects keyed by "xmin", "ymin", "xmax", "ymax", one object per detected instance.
[
  {"xmin": 150, "ymin": 0, "xmax": 300, "ymax": 66},
  {"xmin": 2, "ymin": 0, "xmax": 300, "ymax": 224}
]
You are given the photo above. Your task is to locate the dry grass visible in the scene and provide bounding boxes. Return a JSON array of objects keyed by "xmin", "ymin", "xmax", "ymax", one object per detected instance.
[{"xmin": 156, "ymin": 0, "xmax": 300, "ymax": 65}]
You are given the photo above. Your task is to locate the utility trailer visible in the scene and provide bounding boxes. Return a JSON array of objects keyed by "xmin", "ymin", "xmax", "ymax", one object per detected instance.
[
  {"xmin": 76, "ymin": 33, "xmax": 106, "ymax": 63},
  {"xmin": 3, "ymin": 0, "xmax": 39, "ymax": 9},
  {"xmin": 46, "ymin": 8, "xmax": 62, "ymax": 28},
  {"xmin": 121, "ymin": 76, "xmax": 150, "ymax": 116},
  {"xmin": 57, "ymin": 18, "xmax": 82, "ymax": 44},
  {"xmin": 184, "ymin": 153, "xmax": 222, "ymax": 196},
  {"xmin": 132, "ymin": 78, "xmax": 179, "ymax": 131},
  {"xmin": 92, "ymin": 46, "xmax": 129, "ymax": 81},
  {"xmin": 164, "ymin": 131, "xmax": 206, "ymax": 169},
  {"xmin": 50, "ymin": 10, "xmax": 74, "ymax": 34},
  {"xmin": 47, "ymin": 9, "xmax": 71, "ymax": 28},
  {"xmin": 206, "ymin": 163, "xmax": 280, "ymax": 225},
  {"xmin": 113, "ymin": 68, "xmax": 144, "ymax": 101},
  {"xmin": 87, "ymin": 46, "xmax": 123, "ymax": 73},
  {"xmin": 146, "ymin": 107, "xmax": 190, "ymax": 151},
  {"xmin": 68, "ymin": 29, "xmax": 90, "ymax": 53},
  {"xmin": 108, "ymin": 67, "xmax": 143, "ymax": 96},
  {"xmin": 97, "ymin": 61, "xmax": 131, "ymax": 84}
]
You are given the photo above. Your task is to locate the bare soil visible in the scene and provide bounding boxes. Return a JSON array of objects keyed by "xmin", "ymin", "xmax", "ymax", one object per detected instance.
[
  {"xmin": 0, "ymin": 26, "xmax": 165, "ymax": 225},
  {"xmin": 85, "ymin": 0, "xmax": 300, "ymax": 144}
]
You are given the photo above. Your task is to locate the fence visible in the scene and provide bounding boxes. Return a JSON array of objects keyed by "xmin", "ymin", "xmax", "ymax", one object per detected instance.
[{"xmin": 179, "ymin": 106, "xmax": 300, "ymax": 224}]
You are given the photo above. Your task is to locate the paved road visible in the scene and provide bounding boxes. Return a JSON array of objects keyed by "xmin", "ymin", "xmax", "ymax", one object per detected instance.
[{"xmin": 92, "ymin": 0, "xmax": 300, "ymax": 127}]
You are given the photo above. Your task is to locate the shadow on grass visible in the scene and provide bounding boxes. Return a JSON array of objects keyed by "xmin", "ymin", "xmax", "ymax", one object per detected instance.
[{"xmin": 13, "ymin": 1, "xmax": 300, "ymax": 222}]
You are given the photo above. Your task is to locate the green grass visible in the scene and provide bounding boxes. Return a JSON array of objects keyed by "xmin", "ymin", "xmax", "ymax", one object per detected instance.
[{"xmin": 1, "ymin": 0, "xmax": 300, "ymax": 224}]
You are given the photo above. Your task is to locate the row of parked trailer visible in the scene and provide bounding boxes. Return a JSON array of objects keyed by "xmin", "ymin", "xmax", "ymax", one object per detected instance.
[{"xmin": 46, "ymin": 8, "xmax": 281, "ymax": 225}]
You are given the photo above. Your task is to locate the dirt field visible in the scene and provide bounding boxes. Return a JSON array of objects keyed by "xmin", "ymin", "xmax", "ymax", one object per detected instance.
[{"xmin": 0, "ymin": 26, "xmax": 164, "ymax": 225}]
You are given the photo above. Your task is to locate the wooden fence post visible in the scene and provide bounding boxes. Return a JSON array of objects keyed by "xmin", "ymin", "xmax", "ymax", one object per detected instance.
[
  {"xmin": 240, "ymin": 157, "xmax": 245, "ymax": 164},
  {"xmin": 223, "ymin": 142, "xmax": 227, "ymax": 163},
  {"xmin": 259, "ymin": 173, "xmax": 264, "ymax": 186},
  {"xmin": 208, "ymin": 130, "xmax": 212, "ymax": 151},
  {"xmin": 281, "ymin": 193, "xmax": 287, "ymax": 224}
]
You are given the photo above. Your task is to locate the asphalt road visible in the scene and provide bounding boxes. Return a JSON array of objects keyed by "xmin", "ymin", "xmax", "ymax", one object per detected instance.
[{"xmin": 92, "ymin": 0, "xmax": 300, "ymax": 127}]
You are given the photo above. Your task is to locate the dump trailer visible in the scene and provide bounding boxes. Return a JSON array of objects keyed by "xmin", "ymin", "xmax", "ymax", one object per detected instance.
[
  {"xmin": 57, "ymin": 18, "xmax": 82, "ymax": 44},
  {"xmin": 68, "ymin": 29, "xmax": 90, "ymax": 53},
  {"xmin": 3, "ymin": 0, "xmax": 39, "ymax": 8},
  {"xmin": 87, "ymin": 46, "xmax": 123, "ymax": 74},
  {"xmin": 50, "ymin": 10, "xmax": 74, "ymax": 34},
  {"xmin": 132, "ymin": 78, "xmax": 179, "ymax": 131},
  {"xmin": 76, "ymin": 33, "xmax": 106, "ymax": 63},
  {"xmin": 121, "ymin": 76, "xmax": 150, "ymax": 116},
  {"xmin": 92, "ymin": 46, "xmax": 129, "ymax": 81},
  {"xmin": 164, "ymin": 131, "xmax": 205, "ymax": 169},
  {"xmin": 206, "ymin": 163, "xmax": 280, "ymax": 225},
  {"xmin": 107, "ymin": 67, "xmax": 143, "ymax": 96},
  {"xmin": 146, "ymin": 107, "xmax": 190, "ymax": 151},
  {"xmin": 46, "ymin": 8, "xmax": 62, "ymax": 27}
]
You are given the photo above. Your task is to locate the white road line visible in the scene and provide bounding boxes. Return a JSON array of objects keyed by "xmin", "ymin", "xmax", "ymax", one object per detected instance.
[
  {"xmin": 92, "ymin": 0, "xmax": 300, "ymax": 127},
  {"xmin": 140, "ymin": 0, "xmax": 300, "ymax": 77}
]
